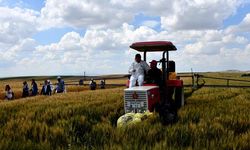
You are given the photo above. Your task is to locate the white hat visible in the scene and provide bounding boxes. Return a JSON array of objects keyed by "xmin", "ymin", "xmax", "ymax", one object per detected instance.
[{"xmin": 57, "ymin": 76, "xmax": 61, "ymax": 79}]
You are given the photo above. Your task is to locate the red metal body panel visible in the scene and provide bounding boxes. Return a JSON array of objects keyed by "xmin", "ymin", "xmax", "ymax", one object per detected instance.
[
  {"xmin": 126, "ymin": 80, "xmax": 183, "ymax": 88},
  {"xmin": 126, "ymin": 80, "xmax": 130, "ymax": 88},
  {"xmin": 143, "ymin": 83, "xmax": 157, "ymax": 86},
  {"xmin": 167, "ymin": 80, "xmax": 183, "ymax": 87},
  {"xmin": 147, "ymin": 87, "xmax": 160, "ymax": 112}
]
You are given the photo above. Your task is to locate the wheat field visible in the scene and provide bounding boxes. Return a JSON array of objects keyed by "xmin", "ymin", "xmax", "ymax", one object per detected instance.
[{"xmin": 0, "ymin": 73, "xmax": 250, "ymax": 149}]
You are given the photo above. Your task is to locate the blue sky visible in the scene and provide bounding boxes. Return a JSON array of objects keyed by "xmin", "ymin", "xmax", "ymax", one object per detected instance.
[
  {"xmin": 0, "ymin": 0, "xmax": 250, "ymax": 77},
  {"xmin": 223, "ymin": 2, "xmax": 250, "ymax": 26},
  {"xmin": 33, "ymin": 27, "xmax": 86, "ymax": 45},
  {"xmin": 0, "ymin": 0, "xmax": 45, "ymax": 10}
]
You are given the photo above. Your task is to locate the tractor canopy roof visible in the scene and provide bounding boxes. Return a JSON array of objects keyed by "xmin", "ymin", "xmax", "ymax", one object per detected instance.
[{"xmin": 130, "ymin": 41, "xmax": 177, "ymax": 52}]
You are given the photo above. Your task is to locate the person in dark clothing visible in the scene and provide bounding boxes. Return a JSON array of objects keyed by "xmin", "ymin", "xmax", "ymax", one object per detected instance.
[
  {"xmin": 147, "ymin": 60, "xmax": 162, "ymax": 86},
  {"xmin": 89, "ymin": 79, "xmax": 97, "ymax": 90},
  {"xmin": 100, "ymin": 79, "xmax": 105, "ymax": 89},
  {"xmin": 31, "ymin": 79, "xmax": 38, "ymax": 96},
  {"xmin": 41, "ymin": 80, "xmax": 52, "ymax": 96},
  {"xmin": 22, "ymin": 81, "xmax": 29, "ymax": 97},
  {"xmin": 56, "ymin": 76, "xmax": 65, "ymax": 93}
]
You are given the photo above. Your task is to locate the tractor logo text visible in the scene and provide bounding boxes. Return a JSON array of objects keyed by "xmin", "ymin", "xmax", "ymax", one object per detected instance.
[{"xmin": 132, "ymin": 92, "xmax": 139, "ymax": 99}]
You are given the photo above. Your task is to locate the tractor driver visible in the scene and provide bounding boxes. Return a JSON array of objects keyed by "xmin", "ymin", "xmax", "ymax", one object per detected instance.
[
  {"xmin": 128, "ymin": 54, "xmax": 150, "ymax": 88},
  {"xmin": 147, "ymin": 60, "xmax": 162, "ymax": 86}
]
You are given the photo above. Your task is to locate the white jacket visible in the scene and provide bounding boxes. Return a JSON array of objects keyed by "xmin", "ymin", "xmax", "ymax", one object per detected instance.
[
  {"xmin": 5, "ymin": 89, "xmax": 13, "ymax": 99},
  {"xmin": 129, "ymin": 60, "xmax": 150, "ymax": 77}
]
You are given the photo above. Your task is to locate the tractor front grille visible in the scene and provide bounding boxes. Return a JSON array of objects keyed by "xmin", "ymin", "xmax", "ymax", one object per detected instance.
[{"xmin": 124, "ymin": 91, "xmax": 148, "ymax": 113}]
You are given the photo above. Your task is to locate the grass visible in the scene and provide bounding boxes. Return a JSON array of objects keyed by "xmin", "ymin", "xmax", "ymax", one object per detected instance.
[
  {"xmin": 0, "ymin": 88, "xmax": 124, "ymax": 149},
  {"xmin": 0, "ymin": 73, "xmax": 249, "ymax": 149}
]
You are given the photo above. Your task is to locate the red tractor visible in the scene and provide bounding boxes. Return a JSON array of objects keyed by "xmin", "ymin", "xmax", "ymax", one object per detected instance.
[{"xmin": 124, "ymin": 41, "xmax": 184, "ymax": 124}]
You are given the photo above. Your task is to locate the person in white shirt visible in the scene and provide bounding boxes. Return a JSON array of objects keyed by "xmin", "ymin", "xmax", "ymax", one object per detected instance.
[
  {"xmin": 128, "ymin": 54, "xmax": 150, "ymax": 88},
  {"xmin": 5, "ymin": 85, "xmax": 14, "ymax": 100}
]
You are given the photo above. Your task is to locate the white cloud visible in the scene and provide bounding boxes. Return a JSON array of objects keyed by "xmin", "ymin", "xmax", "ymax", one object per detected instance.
[
  {"xmin": 182, "ymin": 29, "xmax": 249, "ymax": 58},
  {"xmin": 8, "ymin": 24, "xmax": 163, "ymax": 76},
  {"xmin": 1, "ymin": 23, "xmax": 250, "ymax": 76},
  {"xmin": 0, "ymin": 6, "xmax": 39, "ymax": 64},
  {"xmin": 27, "ymin": 22, "xmax": 250, "ymax": 75},
  {"xmin": 35, "ymin": 32, "xmax": 87, "ymax": 62},
  {"xmin": 161, "ymin": 0, "xmax": 242, "ymax": 30},
  {"xmin": 222, "ymin": 34, "xmax": 248, "ymax": 45},
  {"xmin": 111, "ymin": 0, "xmax": 174, "ymax": 16},
  {"xmin": 40, "ymin": 0, "xmax": 133, "ymax": 29},
  {"xmin": 226, "ymin": 13, "xmax": 250, "ymax": 34},
  {"xmin": 0, "ymin": 7, "xmax": 39, "ymax": 44},
  {"xmin": 0, "ymin": 38, "xmax": 37, "ymax": 61},
  {"xmin": 246, "ymin": 44, "xmax": 250, "ymax": 52},
  {"xmin": 38, "ymin": 0, "xmax": 245, "ymax": 32},
  {"xmin": 1, "ymin": 1, "xmax": 250, "ymax": 77},
  {"xmin": 141, "ymin": 20, "xmax": 159, "ymax": 28}
]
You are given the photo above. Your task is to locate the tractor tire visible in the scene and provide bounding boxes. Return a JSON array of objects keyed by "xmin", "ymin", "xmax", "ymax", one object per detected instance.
[
  {"xmin": 154, "ymin": 102, "xmax": 160, "ymax": 112},
  {"xmin": 159, "ymin": 103, "xmax": 178, "ymax": 125}
]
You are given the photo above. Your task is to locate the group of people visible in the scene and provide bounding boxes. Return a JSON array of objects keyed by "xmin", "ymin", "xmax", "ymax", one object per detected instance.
[
  {"xmin": 4, "ymin": 76, "xmax": 65, "ymax": 101},
  {"xmin": 4, "ymin": 54, "xmax": 159, "ymax": 100},
  {"xmin": 22, "ymin": 79, "xmax": 39, "ymax": 97},
  {"xmin": 89, "ymin": 79, "xmax": 105, "ymax": 90},
  {"xmin": 128, "ymin": 54, "xmax": 162, "ymax": 88}
]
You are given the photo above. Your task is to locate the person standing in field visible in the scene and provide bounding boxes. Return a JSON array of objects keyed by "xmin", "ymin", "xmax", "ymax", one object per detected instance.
[
  {"xmin": 47, "ymin": 80, "xmax": 54, "ymax": 92},
  {"xmin": 31, "ymin": 79, "xmax": 38, "ymax": 96},
  {"xmin": 128, "ymin": 54, "xmax": 150, "ymax": 88},
  {"xmin": 55, "ymin": 76, "xmax": 65, "ymax": 93},
  {"xmin": 41, "ymin": 80, "xmax": 52, "ymax": 95},
  {"xmin": 89, "ymin": 78, "xmax": 96, "ymax": 90},
  {"xmin": 5, "ymin": 85, "xmax": 14, "ymax": 100},
  {"xmin": 100, "ymin": 79, "xmax": 105, "ymax": 89},
  {"xmin": 22, "ymin": 81, "xmax": 29, "ymax": 97}
]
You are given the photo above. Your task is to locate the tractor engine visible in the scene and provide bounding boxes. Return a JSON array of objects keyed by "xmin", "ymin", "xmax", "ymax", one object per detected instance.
[{"xmin": 124, "ymin": 86, "xmax": 160, "ymax": 113}]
